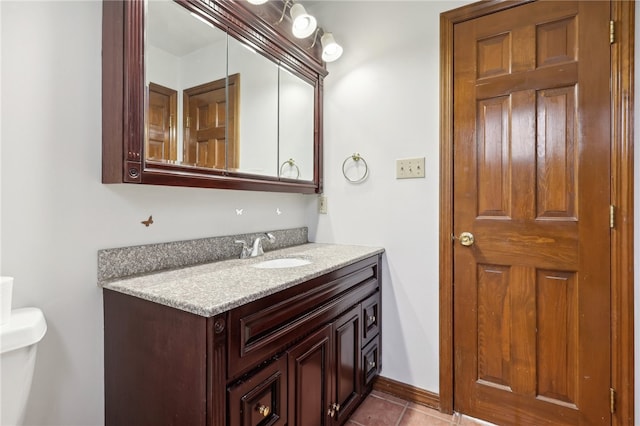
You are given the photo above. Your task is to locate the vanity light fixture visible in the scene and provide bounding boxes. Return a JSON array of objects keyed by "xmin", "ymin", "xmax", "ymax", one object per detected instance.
[
  {"xmin": 309, "ymin": 28, "xmax": 344, "ymax": 63},
  {"xmin": 269, "ymin": 1, "xmax": 342, "ymax": 60},
  {"xmin": 320, "ymin": 32, "xmax": 343, "ymax": 62},
  {"xmin": 274, "ymin": 1, "xmax": 317, "ymax": 39},
  {"xmin": 290, "ymin": 3, "xmax": 317, "ymax": 38}
]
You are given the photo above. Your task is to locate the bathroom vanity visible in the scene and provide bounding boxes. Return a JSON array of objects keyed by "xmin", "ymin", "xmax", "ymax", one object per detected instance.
[{"xmin": 102, "ymin": 243, "xmax": 382, "ymax": 425}]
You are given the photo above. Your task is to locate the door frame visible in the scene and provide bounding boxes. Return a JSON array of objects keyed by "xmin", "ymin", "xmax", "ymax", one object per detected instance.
[{"xmin": 438, "ymin": 1, "xmax": 634, "ymax": 424}]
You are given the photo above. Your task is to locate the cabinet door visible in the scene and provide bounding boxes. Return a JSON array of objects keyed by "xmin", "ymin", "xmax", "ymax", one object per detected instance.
[
  {"xmin": 228, "ymin": 357, "xmax": 287, "ymax": 426},
  {"xmin": 287, "ymin": 324, "xmax": 332, "ymax": 426},
  {"xmin": 331, "ymin": 306, "xmax": 362, "ymax": 424}
]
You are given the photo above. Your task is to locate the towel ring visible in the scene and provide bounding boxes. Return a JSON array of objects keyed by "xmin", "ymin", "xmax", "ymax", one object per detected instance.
[
  {"xmin": 279, "ymin": 158, "xmax": 300, "ymax": 179},
  {"xmin": 342, "ymin": 153, "xmax": 369, "ymax": 183}
]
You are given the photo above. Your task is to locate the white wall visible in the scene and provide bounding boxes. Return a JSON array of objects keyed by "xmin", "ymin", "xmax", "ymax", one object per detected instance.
[
  {"xmin": 0, "ymin": 2, "xmax": 315, "ymax": 425},
  {"xmin": 309, "ymin": 0, "xmax": 471, "ymax": 394}
]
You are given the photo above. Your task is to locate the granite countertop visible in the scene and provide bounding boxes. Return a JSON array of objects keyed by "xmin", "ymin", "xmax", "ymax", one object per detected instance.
[{"xmin": 101, "ymin": 243, "xmax": 384, "ymax": 317}]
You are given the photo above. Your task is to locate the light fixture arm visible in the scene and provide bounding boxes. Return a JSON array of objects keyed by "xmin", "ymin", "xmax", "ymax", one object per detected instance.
[
  {"xmin": 275, "ymin": 0, "xmax": 293, "ymax": 25},
  {"xmin": 308, "ymin": 28, "xmax": 323, "ymax": 49}
]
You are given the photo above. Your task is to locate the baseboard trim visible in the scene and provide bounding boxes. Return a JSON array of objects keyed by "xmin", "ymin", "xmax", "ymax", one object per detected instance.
[{"xmin": 372, "ymin": 376, "xmax": 440, "ymax": 411}]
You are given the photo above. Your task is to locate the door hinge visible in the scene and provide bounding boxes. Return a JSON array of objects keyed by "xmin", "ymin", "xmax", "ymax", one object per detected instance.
[
  {"xmin": 186, "ymin": 116, "xmax": 191, "ymax": 129},
  {"xmin": 610, "ymin": 20, "xmax": 615, "ymax": 44},
  {"xmin": 610, "ymin": 205, "xmax": 616, "ymax": 229},
  {"xmin": 610, "ymin": 388, "xmax": 616, "ymax": 414}
]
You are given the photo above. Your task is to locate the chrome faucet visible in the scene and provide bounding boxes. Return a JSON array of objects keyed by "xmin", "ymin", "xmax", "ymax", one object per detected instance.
[{"xmin": 235, "ymin": 233, "xmax": 276, "ymax": 259}]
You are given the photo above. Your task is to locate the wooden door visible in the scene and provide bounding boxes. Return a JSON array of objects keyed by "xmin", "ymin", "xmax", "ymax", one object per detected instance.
[
  {"xmin": 331, "ymin": 306, "xmax": 361, "ymax": 424},
  {"xmin": 183, "ymin": 74, "xmax": 239, "ymax": 169},
  {"xmin": 452, "ymin": 2, "xmax": 611, "ymax": 425},
  {"xmin": 287, "ymin": 324, "xmax": 332, "ymax": 426},
  {"xmin": 146, "ymin": 82, "xmax": 177, "ymax": 161}
]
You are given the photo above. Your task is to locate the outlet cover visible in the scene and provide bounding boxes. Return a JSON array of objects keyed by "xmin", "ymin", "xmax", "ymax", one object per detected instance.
[
  {"xmin": 396, "ymin": 157, "xmax": 426, "ymax": 179},
  {"xmin": 318, "ymin": 195, "xmax": 328, "ymax": 214}
]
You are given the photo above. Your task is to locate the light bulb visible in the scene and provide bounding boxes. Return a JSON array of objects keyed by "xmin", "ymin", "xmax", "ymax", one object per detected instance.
[
  {"xmin": 321, "ymin": 32, "xmax": 343, "ymax": 62},
  {"xmin": 290, "ymin": 4, "xmax": 317, "ymax": 38}
]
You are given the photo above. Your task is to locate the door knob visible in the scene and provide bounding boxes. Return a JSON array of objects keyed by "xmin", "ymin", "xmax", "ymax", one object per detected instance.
[{"xmin": 458, "ymin": 232, "xmax": 475, "ymax": 247}]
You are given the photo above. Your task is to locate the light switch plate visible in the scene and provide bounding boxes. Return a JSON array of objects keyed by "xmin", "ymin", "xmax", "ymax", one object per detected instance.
[{"xmin": 396, "ymin": 157, "xmax": 426, "ymax": 179}]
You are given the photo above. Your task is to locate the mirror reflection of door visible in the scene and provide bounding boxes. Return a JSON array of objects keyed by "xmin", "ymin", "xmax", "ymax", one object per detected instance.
[
  {"xmin": 146, "ymin": 82, "xmax": 177, "ymax": 162},
  {"xmin": 183, "ymin": 74, "xmax": 240, "ymax": 169}
]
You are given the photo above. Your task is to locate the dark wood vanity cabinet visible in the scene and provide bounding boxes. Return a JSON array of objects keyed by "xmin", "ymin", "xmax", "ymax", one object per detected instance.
[{"xmin": 104, "ymin": 254, "xmax": 382, "ymax": 426}]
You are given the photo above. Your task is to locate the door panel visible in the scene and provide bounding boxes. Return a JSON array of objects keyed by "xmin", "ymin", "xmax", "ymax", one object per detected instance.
[
  {"xmin": 453, "ymin": 2, "xmax": 611, "ymax": 425},
  {"xmin": 536, "ymin": 86, "xmax": 577, "ymax": 219}
]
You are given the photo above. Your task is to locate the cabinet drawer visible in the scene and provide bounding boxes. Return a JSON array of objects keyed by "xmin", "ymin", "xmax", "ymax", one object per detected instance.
[
  {"xmin": 362, "ymin": 337, "xmax": 380, "ymax": 387},
  {"xmin": 227, "ymin": 357, "xmax": 287, "ymax": 426},
  {"xmin": 361, "ymin": 291, "xmax": 380, "ymax": 347},
  {"xmin": 228, "ymin": 256, "xmax": 379, "ymax": 379}
]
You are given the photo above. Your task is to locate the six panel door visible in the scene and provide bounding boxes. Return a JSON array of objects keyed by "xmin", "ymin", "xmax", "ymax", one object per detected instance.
[{"xmin": 452, "ymin": 1, "xmax": 612, "ymax": 424}]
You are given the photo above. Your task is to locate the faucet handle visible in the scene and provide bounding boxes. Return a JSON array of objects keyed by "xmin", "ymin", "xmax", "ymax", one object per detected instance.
[
  {"xmin": 265, "ymin": 233, "xmax": 276, "ymax": 244},
  {"xmin": 235, "ymin": 240, "xmax": 251, "ymax": 259}
]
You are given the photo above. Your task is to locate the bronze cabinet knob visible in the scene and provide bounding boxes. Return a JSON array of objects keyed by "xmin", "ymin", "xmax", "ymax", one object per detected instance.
[{"xmin": 257, "ymin": 404, "xmax": 270, "ymax": 417}]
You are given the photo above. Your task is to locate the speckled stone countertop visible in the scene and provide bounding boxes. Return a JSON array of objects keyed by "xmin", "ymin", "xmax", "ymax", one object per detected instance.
[{"xmin": 101, "ymin": 243, "xmax": 384, "ymax": 317}]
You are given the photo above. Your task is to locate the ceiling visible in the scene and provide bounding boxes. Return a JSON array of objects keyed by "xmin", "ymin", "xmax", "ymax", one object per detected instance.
[{"xmin": 147, "ymin": 1, "xmax": 226, "ymax": 57}]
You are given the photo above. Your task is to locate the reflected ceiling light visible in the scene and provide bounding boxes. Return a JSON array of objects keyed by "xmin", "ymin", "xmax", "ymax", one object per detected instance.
[
  {"xmin": 290, "ymin": 3, "xmax": 317, "ymax": 38},
  {"xmin": 247, "ymin": 0, "xmax": 269, "ymax": 4},
  {"xmin": 190, "ymin": 12, "xmax": 214, "ymax": 28},
  {"xmin": 321, "ymin": 32, "xmax": 343, "ymax": 62}
]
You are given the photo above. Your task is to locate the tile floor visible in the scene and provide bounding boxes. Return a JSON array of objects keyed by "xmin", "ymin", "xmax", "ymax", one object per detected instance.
[{"xmin": 347, "ymin": 390, "xmax": 495, "ymax": 426}]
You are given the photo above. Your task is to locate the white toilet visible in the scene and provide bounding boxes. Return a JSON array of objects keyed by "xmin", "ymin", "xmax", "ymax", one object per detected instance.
[{"xmin": 0, "ymin": 277, "xmax": 47, "ymax": 426}]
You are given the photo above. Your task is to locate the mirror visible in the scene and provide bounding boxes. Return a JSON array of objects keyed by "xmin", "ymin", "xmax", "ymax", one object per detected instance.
[
  {"xmin": 102, "ymin": 0, "xmax": 326, "ymax": 193},
  {"xmin": 146, "ymin": 0, "xmax": 229, "ymax": 169},
  {"xmin": 227, "ymin": 35, "xmax": 279, "ymax": 177},
  {"xmin": 279, "ymin": 68, "xmax": 315, "ymax": 181},
  {"xmin": 135, "ymin": 0, "xmax": 318, "ymax": 188}
]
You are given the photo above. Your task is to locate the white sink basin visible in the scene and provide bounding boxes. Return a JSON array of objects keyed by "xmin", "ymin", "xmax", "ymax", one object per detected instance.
[{"xmin": 252, "ymin": 258, "xmax": 311, "ymax": 269}]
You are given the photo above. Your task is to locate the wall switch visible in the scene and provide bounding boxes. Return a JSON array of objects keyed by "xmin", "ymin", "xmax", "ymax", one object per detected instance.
[
  {"xmin": 396, "ymin": 157, "xmax": 426, "ymax": 179},
  {"xmin": 318, "ymin": 195, "xmax": 328, "ymax": 214}
]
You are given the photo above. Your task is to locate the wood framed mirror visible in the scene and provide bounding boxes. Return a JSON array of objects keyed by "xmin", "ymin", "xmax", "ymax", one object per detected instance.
[{"xmin": 102, "ymin": 0, "xmax": 327, "ymax": 193}]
